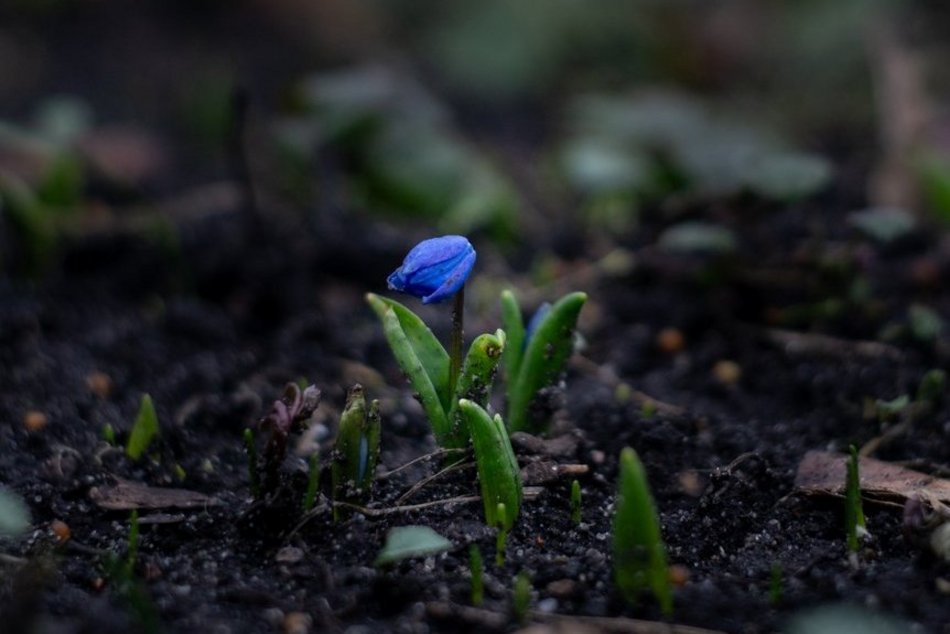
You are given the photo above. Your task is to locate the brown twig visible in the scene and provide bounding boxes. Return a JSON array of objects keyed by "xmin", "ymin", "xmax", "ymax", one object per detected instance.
[
  {"xmin": 395, "ymin": 461, "xmax": 475, "ymax": 505},
  {"xmin": 376, "ymin": 448, "xmax": 469, "ymax": 481},
  {"xmin": 534, "ymin": 611, "xmax": 730, "ymax": 634},
  {"xmin": 758, "ymin": 327, "xmax": 903, "ymax": 362}
]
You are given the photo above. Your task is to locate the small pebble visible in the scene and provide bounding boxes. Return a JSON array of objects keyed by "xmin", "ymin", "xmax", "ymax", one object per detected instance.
[
  {"xmin": 677, "ymin": 471, "xmax": 703, "ymax": 497},
  {"xmin": 546, "ymin": 579, "xmax": 576, "ymax": 599},
  {"xmin": 24, "ymin": 411, "xmax": 48, "ymax": 432},
  {"xmin": 86, "ymin": 371, "xmax": 114, "ymax": 399},
  {"xmin": 50, "ymin": 519, "xmax": 71, "ymax": 543},
  {"xmin": 668, "ymin": 564, "xmax": 690, "ymax": 586},
  {"xmin": 712, "ymin": 360, "xmax": 742, "ymax": 386},
  {"xmin": 283, "ymin": 612, "xmax": 312, "ymax": 634},
  {"xmin": 656, "ymin": 328, "xmax": 685, "ymax": 354}
]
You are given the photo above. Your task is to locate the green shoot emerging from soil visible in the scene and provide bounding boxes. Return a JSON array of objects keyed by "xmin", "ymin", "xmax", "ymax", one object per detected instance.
[
  {"xmin": 845, "ymin": 445, "xmax": 867, "ymax": 553},
  {"xmin": 612, "ymin": 447, "xmax": 673, "ymax": 615},
  {"xmin": 500, "ymin": 290, "xmax": 587, "ymax": 434},
  {"xmin": 331, "ymin": 385, "xmax": 381, "ymax": 521},
  {"xmin": 460, "ymin": 399, "xmax": 522, "ymax": 531},
  {"xmin": 126, "ymin": 394, "xmax": 159, "ymax": 461},
  {"xmin": 512, "ymin": 571, "xmax": 531, "ymax": 625},
  {"xmin": 571, "ymin": 479, "xmax": 582, "ymax": 524},
  {"xmin": 469, "ymin": 544, "xmax": 484, "ymax": 606},
  {"xmin": 496, "ymin": 503, "xmax": 509, "ymax": 567},
  {"xmin": 243, "ymin": 428, "xmax": 260, "ymax": 498}
]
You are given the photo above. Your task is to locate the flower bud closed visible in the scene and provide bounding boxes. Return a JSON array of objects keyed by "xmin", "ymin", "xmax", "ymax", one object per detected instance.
[{"xmin": 387, "ymin": 235, "xmax": 476, "ymax": 304}]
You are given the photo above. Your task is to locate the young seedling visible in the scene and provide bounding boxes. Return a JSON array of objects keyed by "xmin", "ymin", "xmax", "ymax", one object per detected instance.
[
  {"xmin": 501, "ymin": 289, "xmax": 587, "ymax": 434},
  {"xmin": 612, "ymin": 447, "xmax": 673, "ymax": 615},
  {"xmin": 570, "ymin": 479, "xmax": 582, "ymax": 524},
  {"xmin": 331, "ymin": 385, "xmax": 381, "ymax": 521},
  {"xmin": 512, "ymin": 571, "xmax": 531, "ymax": 625},
  {"xmin": 496, "ymin": 503, "xmax": 508, "ymax": 568},
  {"xmin": 302, "ymin": 452, "xmax": 320, "ymax": 513},
  {"xmin": 256, "ymin": 383, "xmax": 322, "ymax": 497},
  {"xmin": 469, "ymin": 545, "xmax": 484, "ymax": 605},
  {"xmin": 102, "ymin": 423, "xmax": 116, "ymax": 446},
  {"xmin": 845, "ymin": 445, "xmax": 868, "ymax": 554},
  {"xmin": 126, "ymin": 394, "xmax": 159, "ymax": 461},
  {"xmin": 460, "ymin": 399, "xmax": 522, "ymax": 532},
  {"xmin": 243, "ymin": 428, "xmax": 260, "ymax": 498},
  {"xmin": 367, "ymin": 237, "xmax": 506, "ymax": 449}
]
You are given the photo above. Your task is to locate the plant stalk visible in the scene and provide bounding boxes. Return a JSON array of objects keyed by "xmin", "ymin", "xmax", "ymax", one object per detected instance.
[{"xmin": 449, "ymin": 285, "xmax": 465, "ymax": 392}]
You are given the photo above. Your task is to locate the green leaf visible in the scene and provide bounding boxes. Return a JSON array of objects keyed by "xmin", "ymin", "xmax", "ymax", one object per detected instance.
[
  {"xmin": 612, "ymin": 447, "xmax": 672, "ymax": 615},
  {"xmin": 500, "ymin": 290, "xmax": 525, "ymax": 398},
  {"xmin": 445, "ymin": 330, "xmax": 506, "ymax": 448},
  {"xmin": 848, "ymin": 208, "xmax": 916, "ymax": 244},
  {"xmin": 507, "ymin": 292, "xmax": 586, "ymax": 433},
  {"xmin": 375, "ymin": 525, "xmax": 452, "ymax": 566},
  {"xmin": 331, "ymin": 385, "xmax": 380, "ymax": 519},
  {"xmin": 461, "ymin": 400, "xmax": 522, "ymax": 530},
  {"xmin": 0, "ymin": 487, "xmax": 31, "ymax": 536},
  {"xmin": 845, "ymin": 445, "xmax": 867, "ymax": 553},
  {"xmin": 367, "ymin": 293, "xmax": 450, "ymax": 442},
  {"xmin": 126, "ymin": 394, "xmax": 159, "ymax": 461},
  {"xmin": 657, "ymin": 222, "xmax": 737, "ymax": 256}
]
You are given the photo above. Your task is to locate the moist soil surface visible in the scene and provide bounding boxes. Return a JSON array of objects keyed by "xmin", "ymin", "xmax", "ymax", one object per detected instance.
[{"xmin": 1, "ymin": 191, "xmax": 950, "ymax": 634}]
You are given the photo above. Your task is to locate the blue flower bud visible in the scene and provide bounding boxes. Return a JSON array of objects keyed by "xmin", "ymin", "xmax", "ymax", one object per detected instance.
[
  {"xmin": 387, "ymin": 235, "xmax": 476, "ymax": 304},
  {"xmin": 524, "ymin": 302, "xmax": 552, "ymax": 350}
]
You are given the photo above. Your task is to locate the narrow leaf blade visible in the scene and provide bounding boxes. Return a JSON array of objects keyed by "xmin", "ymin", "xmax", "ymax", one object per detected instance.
[
  {"xmin": 500, "ymin": 290, "xmax": 525, "ymax": 394},
  {"xmin": 461, "ymin": 400, "xmax": 522, "ymax": 530},
  {"xmin": 126, "ymin": 394, "xmax": 159, "ymax": 460},
  {"xmin": 508, "ymin": 292, "xmax": 586, "ymax": 433}
]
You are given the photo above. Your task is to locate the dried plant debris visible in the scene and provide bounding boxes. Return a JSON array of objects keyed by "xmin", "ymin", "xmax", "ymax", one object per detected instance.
[
  {"xmin": 90, "ymin": 479, "xmax": 219, "ymax": 511},
  {"xmin": 795, "ymin": 451, "xmax": 950, "ymax": 506}
]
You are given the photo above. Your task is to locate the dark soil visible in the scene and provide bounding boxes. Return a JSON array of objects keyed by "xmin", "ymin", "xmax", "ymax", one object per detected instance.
[{"xmin": 2, "ymin": 4, "xmax": 950, "ymax": 634}]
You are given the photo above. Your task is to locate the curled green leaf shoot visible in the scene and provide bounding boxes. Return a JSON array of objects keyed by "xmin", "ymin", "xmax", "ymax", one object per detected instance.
[
  {"xmin": 502, "ymin": 290, "xmax": 587, "ymax": 434},
  {"xmin": 331, "ymin": 385, "xmax": 381, "ymax": 521},
  {"xmin": 460, "ymin": 399, "xmax": 522, "ymax": 531},
  {"xmin": 612, "ymin": 447, "xmax": 673, "ymax": 615},
  {"xmin": 367, "ymin": 293, "xmax": 505, "ymax": 448}
]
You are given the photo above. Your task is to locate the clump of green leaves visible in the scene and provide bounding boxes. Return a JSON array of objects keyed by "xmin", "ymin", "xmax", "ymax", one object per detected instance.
[
  {"xmin": 612, "ymin": 447, "xmax": 672, "ymax": 614},
  {"xmin": 375, "ymin": 526, "xmax": 452, "ymax": 566},
  {"xmin": 845, "ymin": 445, "xmax": 868, "ymax": 554},
  {"xmin": 331, "ymin": 385, "xmax": 381, "ymax": 520},
  {"xmin": 500, "ymin": 290, "xmax": 586, "ymax": 434},
  {"xmin": 367, "ymin": 293, "xmax": 506, "ymax": 448},
  {"xmin": 460, "ymin": 399, "xmax": 522, "ymax": 532},
  {"xmin": 126, "ymin": 394, "xmax": 159, "ymax": 461}
]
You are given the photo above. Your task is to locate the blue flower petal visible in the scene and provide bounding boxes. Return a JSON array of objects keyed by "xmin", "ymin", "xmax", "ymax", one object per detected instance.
[{"xmin": 387, "ymin": 235, "xmax": 476, "ymax": 303}]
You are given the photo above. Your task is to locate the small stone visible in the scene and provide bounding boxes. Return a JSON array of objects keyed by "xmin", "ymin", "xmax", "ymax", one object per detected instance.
[
  {"xmin": 656, "ymin": 328, "xmax": 685, "ymax": 354},
  {"xmin": 546, "ymin": 579, "xmax": 576, "ymax": 599},
  {"xmin": 712, "ymin": 360, "xmax": 742, "ymax": 386},
  {"xmin": 24, "ymin": 411, "xmax": 48, "ymax": 432},
  {"xmin": 276, "ymin": 546, "xmax": 304, "ymax": 564},
  {"xmin": 86, "ymin": 371, "xmax": 114, "ymax": 399},
  {"xmin": 589, "ymin": 450, "xmax": 605, "ymax": 465},
  {"xmin": 283, "ymin": 612, "xmax": 312, "ymax": 634},
  {"xmin": 677, "ymin": 470, "xmax": 703, "ymax": 497},
  {"xmin": 668, "ymin": 564, "xmax": 690, "ymax": 586},
  {"xmin": 50, "ymin": 519, "xmax": 71, "ymax": 543},
  {"xmin": 263, "ymin": 608, "xmax": 284, "ymax": 627}
]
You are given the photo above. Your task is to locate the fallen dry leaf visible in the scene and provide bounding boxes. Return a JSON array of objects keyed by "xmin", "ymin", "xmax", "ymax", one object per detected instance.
[
  {"xmin": 795, "ymin": 450, "xmax": 950, "ymax": 505},
  {"xmin": 89, "ymin": 478, "xmax": 219, "ymax": 510}
]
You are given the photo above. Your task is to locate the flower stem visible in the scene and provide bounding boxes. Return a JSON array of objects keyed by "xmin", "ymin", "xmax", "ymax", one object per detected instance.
[{"xmin": 450, "ymin": 285, "xmax": 465, "ymax": 393}]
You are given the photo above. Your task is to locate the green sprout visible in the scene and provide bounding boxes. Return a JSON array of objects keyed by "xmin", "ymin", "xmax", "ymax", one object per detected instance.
[
  {"xmin": 512, "ymin": 571, "xmax": 532, "ymax": 625},
  {"xmin": 612, "ymin": 447, "xmax": 673, "ymax": 615},
  {"xmin": 500, "ymin": 290, "xmax": 587, "ymax": 433},
  {"xmin": 102, "ymin": 423, "xmax": 116, "ymax": 446},
  {"xmin": 126, "ymin": 394, "xmax": 159, "ymax": 461},
  {"xmin": 460, "ymin": 399, "xmax": 522, "ymax": 531},
  {"xmin": 495, "ymin": 503, "xmax": 509, "ymax": 568},
  {"xmin": 570, "ymin": 479, "xmax": 582, "ymax": 524},
  {"xmin": 469, "ymin": 545, "xmax": 484, "ymax": 605},
  {"xmin": 331, "ymin": 385, "xmax": 381, "ymax": 520},
  {"xmin": 243, "ymin": 428, "xmax": 260, "ymax": 499},
  {"xmin": 302, "ymin": 452, "xmax": 321, "ymax": 513},
  {"xmin": 845, "ymin": 445, "xmax": 867, "ymax": 553}
]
